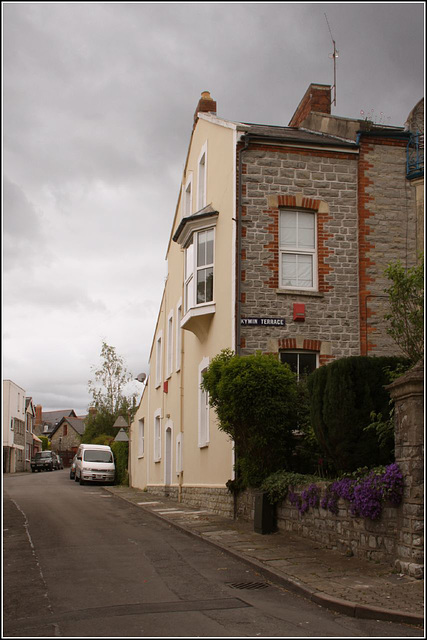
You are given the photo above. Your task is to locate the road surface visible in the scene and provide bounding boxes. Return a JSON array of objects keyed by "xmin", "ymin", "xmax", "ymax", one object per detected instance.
[{"xmin": 3, "ymin": 471, "xmax": 423, "ymax": 637}]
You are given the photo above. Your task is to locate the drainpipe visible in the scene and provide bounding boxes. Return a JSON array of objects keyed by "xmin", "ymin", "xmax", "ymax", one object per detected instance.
[
  {"xmin": 178, "ymin": 322, "xmax": 185, "ymax": 503},
  {"xmin": 233, "ymin": 133, "xmax": 250, "ymax": 520},
  {"xmin": 236, "ymin": 133, "xmax": 250, "ymax": 356}
]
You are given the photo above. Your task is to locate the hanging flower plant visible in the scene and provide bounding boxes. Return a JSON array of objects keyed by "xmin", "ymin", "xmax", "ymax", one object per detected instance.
[{"xmin": 291, "ymin": 463, "xmax": 403, "ymax": 521}]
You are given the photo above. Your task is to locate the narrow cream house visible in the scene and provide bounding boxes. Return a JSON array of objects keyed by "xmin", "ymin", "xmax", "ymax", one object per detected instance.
[{"xmin": 130, "ymin": 92, "xmax": 242, "ymax": 515}]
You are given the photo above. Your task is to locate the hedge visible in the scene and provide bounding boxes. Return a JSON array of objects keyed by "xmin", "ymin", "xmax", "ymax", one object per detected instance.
[{"xmin": 307, "ymin": 356, "xmax": 408, "ymax": 473}]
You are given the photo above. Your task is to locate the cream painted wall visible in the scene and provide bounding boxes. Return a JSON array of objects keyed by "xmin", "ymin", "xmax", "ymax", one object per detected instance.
[{"xmin": 130, "ymin": 115, "xmax": 238, "ymax": 491}]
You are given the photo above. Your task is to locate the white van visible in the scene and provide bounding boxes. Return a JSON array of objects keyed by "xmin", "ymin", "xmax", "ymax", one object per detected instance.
[{"xmin": 75, "ymin": 444, "xmax": 115, "ymax": 486}]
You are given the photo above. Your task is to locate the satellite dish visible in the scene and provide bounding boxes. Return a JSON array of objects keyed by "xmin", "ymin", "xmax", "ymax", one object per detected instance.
[{"xmin": 136, "ymin": 373, "xmax": 147, "ymax": 383}]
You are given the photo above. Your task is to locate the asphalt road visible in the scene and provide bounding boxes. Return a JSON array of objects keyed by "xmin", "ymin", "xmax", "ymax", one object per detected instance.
[{"xmin": 3, "ymin": 471, "xmax": 423, "ymax": 638}]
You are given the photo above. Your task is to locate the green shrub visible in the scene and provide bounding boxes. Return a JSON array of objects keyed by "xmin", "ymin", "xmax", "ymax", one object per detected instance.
[
  {"xmin": 111, "ymin": 441, "xmax": 129, "ymax": 486},
  {"xmin": 261, "ymin": 470, "xmax": 320, "ymax": 505},
  {"xmin": 202, "ymin": 350, "xmax": 298, "ymax": 488},
  {"xmin": 307, "ymin": 356, "xmax": 409, "ymax": 474}
]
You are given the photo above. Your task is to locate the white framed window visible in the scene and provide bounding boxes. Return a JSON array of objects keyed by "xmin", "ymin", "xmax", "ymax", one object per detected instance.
[
  {"xmin": 138, "ymin": 418, "xmax": 145, "ymax": 458},
  {"xmin": 155, "ymin": 331, "xmax": 163, "ymax": 388},
  {"xmin": 197, "ymin": 143, "xmax": 207, "ymax": 211},
  {"xmin": 184, "ymin": 228, "xmax": 214, "ymax": 313},
  {"xmin": 176, "ymin": 301, "xmax": 182, "ymax": 371},
  {"xmin": 154, "ymin": 410, "xmax": 162, "ymax": 462},
  {"xmin": 279, "ymin": 210, "xmax": 317, "ymax": 290},
  {"xmin": 280, "ymin": 351, "xmax": 318, "ymax": 380},
  {"xmin": 184, "ymin": 175, "xmax": 193, "ymax": 217},
  {"xmin": 176, "ymin": 433, "xmax": 183, "ymax": 474},
  {"xmin": 166, "ymin": 311, "xmax": 173, "ymax": 378},
  {"xmin": 184, "ymin": 239, "xmax": 194, "ymax": 314},
  {"xmin": 198, "ymin": 357, "xmax": 210, "ymax": 448}
]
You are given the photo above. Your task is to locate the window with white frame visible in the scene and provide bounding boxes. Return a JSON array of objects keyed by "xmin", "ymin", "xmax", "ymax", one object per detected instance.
[
  {"xmin": 176, "ymin": 302, "xmax": 182, "ymax": 371},
  {"xmin": 280, "ymin": 351, "xmax": 318, "ymax": 380},
  {"xmin": 197, "ymin": 145, "xmax": 207, "ymax": 210},
  {"xmin": 166, "ymin": 311, "xmax": 173, "ymax": 378},
  {"xmin": 198, "ymin": 358, "xmax": 210, "ymax": 447},
  {"xmin": 154, "ymin": 411, "xmax": 161, "ymax": 462},
  {"xmin": 184, "ymin": 176, "xmax": 193, "ymax": 217},
  {"xmin": 138, "ymin": 418, "xmax": 145, "ymax": 457},
  {"xmin": 279, "ymin": 210, "xmax": 317, "ymax": 290},
  {"xmin": 155, "ymin": 332, "xmax": 163, "ymax": 388},
  {"xmin": 185, "ymin": 228, "xmax": 214, "ymax": 313}
]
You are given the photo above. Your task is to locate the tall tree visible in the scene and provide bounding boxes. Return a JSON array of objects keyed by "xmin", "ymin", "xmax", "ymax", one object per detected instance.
[
  {"xmin": 84, "ymin": 342, "xmax": 138, "ymax": 444},
  {"xmin": 88, "ymin": 341, "xmax": 136, "ymax": 413}
]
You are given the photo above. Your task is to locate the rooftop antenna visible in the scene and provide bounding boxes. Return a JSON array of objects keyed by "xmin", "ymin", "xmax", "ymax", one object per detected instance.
[{"xmin": 324, "ymin": 13, "xmax": 338, "ymax": 108}]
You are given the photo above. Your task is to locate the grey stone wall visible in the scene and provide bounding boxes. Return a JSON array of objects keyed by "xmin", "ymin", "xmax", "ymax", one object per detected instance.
[
  {"xmin": 145, "ymin": 485, "xmax": 234, "ymax": 518},
  {"xmin": 360, "ymin": 141, "xmax": 417, "ymax": 356},
  {"xmin": 234, "ymin": 363, "xmax": 424, "ymax": 578},
  {"xmin": 240, "ymin": 148, "xmax": 360, "ymax": 358},
  {"xmin": 387, "ymin": 361, "xmax": 424, "ymax": 578}
]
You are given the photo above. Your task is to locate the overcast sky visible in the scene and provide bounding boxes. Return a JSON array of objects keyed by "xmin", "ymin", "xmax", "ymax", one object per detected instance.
[{"xmin": 2, "ymin": 2, "xmax": 425, "ymax": 415}]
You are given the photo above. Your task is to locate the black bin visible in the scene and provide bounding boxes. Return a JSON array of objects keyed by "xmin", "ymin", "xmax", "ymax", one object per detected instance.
[{"xmin": 254, "ymin": 491, "xmax": 276, "ymax": 534}]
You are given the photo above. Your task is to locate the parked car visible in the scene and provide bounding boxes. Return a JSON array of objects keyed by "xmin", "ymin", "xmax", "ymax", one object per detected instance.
[
  {"xmin": 74, "ymin": 444, "xmax": 115, "ymax": 486},
  {"xmin": 31, "ymin": 451, "xmax": 56, "ymax": 472},
  {"xmin": 69, "ymin": 455, "xmax": 77, "ymax": 480}
]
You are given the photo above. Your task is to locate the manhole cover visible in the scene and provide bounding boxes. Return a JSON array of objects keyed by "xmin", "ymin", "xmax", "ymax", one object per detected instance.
[{"xmin": 227, "ymin": 581, "xmax": 269, "ymax": 591}]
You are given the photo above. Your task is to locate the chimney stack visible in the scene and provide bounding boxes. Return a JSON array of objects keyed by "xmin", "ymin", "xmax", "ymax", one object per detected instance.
[
  {"xmin": 289, "ymin": 84, "xmax": 331, "ymax": 128},
  {"xmin": 35, "ymin": 404, "xmax": 43, "ymax": 425},
  {"xmin": 194, "ymin": 91, "xmax": 217, "ymax": 124}
]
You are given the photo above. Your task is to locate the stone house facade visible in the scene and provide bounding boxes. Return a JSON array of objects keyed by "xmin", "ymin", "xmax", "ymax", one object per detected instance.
[
  {"xmin": 238, "ymin": 85, "xmax": 418, "ymax": 370},
  {"xmin": 50, "ymin": 416, "xmax": 85, "ymax": 466}
]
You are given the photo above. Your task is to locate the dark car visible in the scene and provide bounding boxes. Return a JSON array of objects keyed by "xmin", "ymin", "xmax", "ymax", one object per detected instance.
[{"xmin": 31, "ymin": 451, "xmax": 55, "ymax": 472}]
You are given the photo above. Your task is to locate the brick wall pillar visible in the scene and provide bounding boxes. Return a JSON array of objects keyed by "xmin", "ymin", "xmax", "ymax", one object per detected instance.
[{"xmin": 387, "ymin": 360, "xmax": 424, "ymax": 578}]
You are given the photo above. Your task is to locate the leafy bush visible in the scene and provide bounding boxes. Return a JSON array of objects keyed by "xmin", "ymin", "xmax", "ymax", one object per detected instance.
[
  {"xmin": 39, "ymin": 436, "xmax": 50, "ymax": 451},
  {"xmin": 202, "ymin": 350, "xmax": 298, "ymax": 488},
  {"xmin": 384, "ymin": 256, "xmax": 424, "ymax": 364},
  {"xmin": 307, "ymin": 356, "xmax": 409, "ymax": 473},
  {"xmin": 111, "ymin": 441, "xmax": 129, "ymax": 486},
  {"xmin": 261, "ymin": 470, "xmax": 319, "ymax": 505}
]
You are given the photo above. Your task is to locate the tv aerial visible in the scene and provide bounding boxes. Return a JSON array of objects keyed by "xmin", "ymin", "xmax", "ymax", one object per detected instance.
[{"xmin": 325, "ymin": 13, "xmax": 338, "ymax": 107}]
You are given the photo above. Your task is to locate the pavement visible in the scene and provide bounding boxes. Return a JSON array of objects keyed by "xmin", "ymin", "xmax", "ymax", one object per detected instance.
[{"xmin": 103, "ymin": 484, "xmax": 424, "ymax": 629}]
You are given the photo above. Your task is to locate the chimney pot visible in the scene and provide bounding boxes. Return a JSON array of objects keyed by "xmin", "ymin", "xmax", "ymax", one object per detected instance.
[{"xmin": 194, "ymin": 90, "xmax": 217, "ymax": 124}]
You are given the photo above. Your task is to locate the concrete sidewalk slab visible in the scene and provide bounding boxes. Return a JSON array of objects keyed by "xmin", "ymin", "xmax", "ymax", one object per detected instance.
[{"xmin": 104, "ymin": 485, "xmax": 424, "ymax": 628}]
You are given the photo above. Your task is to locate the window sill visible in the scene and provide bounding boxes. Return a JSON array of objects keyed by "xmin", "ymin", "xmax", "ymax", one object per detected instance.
[
  {"xmin": 181, "ymin": 303, "xmax": 216, "ymax": 341},
  {"xmin": 276, "ymin": 288, "xmax": 324, "ymax": 298}
]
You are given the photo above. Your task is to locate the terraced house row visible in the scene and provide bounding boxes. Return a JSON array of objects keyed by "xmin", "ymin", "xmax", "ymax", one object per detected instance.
[{"xmin": 130, "ymin": 84, "xmax": 423, "ymax": 514}]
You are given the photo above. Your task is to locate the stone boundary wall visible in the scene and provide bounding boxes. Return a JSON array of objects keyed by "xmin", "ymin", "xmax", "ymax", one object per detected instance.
[
  {"xmin": 236, "ymin": 486, "xmax": 403, "ymax": 567},
  {"xmin": 235, "ymin": 362, "xmax": 424, "ymax": 579},
  {"xmin": 146, "ymin": 485, "xmax": 234, "ymax": 518}
]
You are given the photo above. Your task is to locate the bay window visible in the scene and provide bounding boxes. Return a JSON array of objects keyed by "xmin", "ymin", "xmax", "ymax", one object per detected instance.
[{"xmin": 185, "ymin": 228, "xmax": 214, "ymax": 313}]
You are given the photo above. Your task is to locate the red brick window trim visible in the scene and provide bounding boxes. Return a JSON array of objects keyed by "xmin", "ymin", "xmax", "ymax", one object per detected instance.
[{"xmin": 264, "ymin": 198, "xmax": 332, "ymax": 293}]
